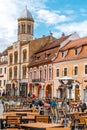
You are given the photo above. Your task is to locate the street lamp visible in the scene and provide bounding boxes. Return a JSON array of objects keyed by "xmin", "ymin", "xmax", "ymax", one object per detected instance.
[{"xmin": 58, "ymin": 76, "xmax": 74, "ymax": 127}]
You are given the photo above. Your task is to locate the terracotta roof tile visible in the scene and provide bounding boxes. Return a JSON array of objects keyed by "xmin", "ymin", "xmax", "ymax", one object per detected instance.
[
  {"xmin": 35, "ymin": 34, "xmax": 71, "ymax": 54},
  {"xmin": 54, "ymin": 38, "xmax": 87, "ymax": 63},
  {"xmin": 60, "ymin": 36, "xmax": 87, "ymax": 51},
  {"xmin": 28, "ymin": 34, "xmax": 72, "ymax": 67}
]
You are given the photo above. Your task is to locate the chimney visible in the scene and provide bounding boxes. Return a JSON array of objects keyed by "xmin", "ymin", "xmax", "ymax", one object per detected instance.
[{"xmin": 62, "ymin": 32, "xmax": 65, "ymax": 37}]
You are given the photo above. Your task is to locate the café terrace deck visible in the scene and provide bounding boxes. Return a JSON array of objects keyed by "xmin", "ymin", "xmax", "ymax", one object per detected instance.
[{"xmin": 0, "ymin": 98, "xmax": 87, "ymax": 130}]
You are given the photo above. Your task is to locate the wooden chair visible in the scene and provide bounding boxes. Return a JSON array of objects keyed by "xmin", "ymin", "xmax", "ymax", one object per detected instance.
[
  {"xmin": 73, "ymin": 112, "xmax": 79, "ymax": 127},
  {"xmin": 6, "ymin": 115, "xmax": 20, "ymax": 128},
  {"xmin": 46, "ymin": 128, "xmax": 70, "ymax": 130},
  {"xmin": 77, "ymin": 116, "xmax": 86, "ymax": 130},
  {"xmin": 74, "ymin": 112, "xmax": 79, "ymax": 120},
  {"xmin": 35, "ymin": 115, "xmax": 50, "ymax": 123},
  {"xmin": 85, "ymin": 118, "xmax": 87, "ymax": 128}
]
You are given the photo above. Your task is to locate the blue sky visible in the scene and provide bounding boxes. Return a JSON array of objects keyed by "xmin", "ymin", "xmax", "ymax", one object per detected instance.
[{"xmin": 0, "ymin": 0, "xmax": 87, "ymax": 52}]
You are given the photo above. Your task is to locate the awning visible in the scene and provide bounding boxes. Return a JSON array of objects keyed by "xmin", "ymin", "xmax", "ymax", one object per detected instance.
[
  {"xmin": 58, "ymin": 76, "xmax": 73, "ymax": 80},
  {"xmin": 58, "ymin": 76, "xmax": 74, "ymax": 85}
]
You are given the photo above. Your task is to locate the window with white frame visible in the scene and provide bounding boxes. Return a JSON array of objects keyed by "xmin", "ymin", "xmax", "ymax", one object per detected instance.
[
  {"xmin": 74, "ymin": 66, "xmax": 78, "ymax": 75},
  {"xmin": 44, "ymin": 68, "xmax": 47, "ymax": 80},
  {"xmin": 56, "ymin": 68, "xmax": 59, "ymax": 77},
  {"xmin": 63, "ymin": 68, "xmax": 67, "ymax": 76},
  {"xmin": 4, "ymin": 68, "xmax": 6, "ymax": 74},
  {"xmin": 34, "ymin": 71, "xmax": 36, "ymax": 79},
  {"xmin": 85, "ymin": 65, "xmax": 87, "ymax": 74},
  {"xmin": 30, "ymin": 72, "xmax": 32, "ymax": 80},
  {"xmin": 0, "ymin": 80, "xmax": 2, "ymax": 86},
  {"xmin": 40, "ymin": 69, "xmax": 42, "ymax": 80},
  {"xmin": 4, "ymin": 80, "xmax": 6, "ymax": 86},
  {"xmin": 0, "ymin": 68, "xmax": 2, "ymax": 74},
  {"xmin": 49, "ymin": 68, "xmax": 52, "ymax": 80}
]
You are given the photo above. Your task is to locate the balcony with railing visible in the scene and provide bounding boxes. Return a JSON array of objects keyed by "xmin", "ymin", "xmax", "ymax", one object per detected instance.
[{"xmin": 32, "ymin": 78, "xmax": 45, "ymax": 83}]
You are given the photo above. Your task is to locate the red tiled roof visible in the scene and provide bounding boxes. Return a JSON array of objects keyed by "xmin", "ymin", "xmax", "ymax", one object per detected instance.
[
  {"xmin": 28, "ymin": 34, "xmax": 73, "ymax": 67},
  {"xmin": 54, "ymin": 37, "xmax": 87, "ymax": 63},
  {"xmin": 60, "ymin": 36, "xmax": 87, "ymax": 51},
  {"xmin": 29, "ymin": 50, "xmax": 57, "ymax": 67},
  {"xmin": 35, "ymin": 34, "xmax": 71, "ymax": 54}
]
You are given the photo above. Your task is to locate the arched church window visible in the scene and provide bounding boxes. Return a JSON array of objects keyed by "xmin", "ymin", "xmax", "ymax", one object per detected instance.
[
  {"xmin": 9, "ymin": 67, "xmax": 12, "ymax": 79},
  {"xmin": 23, "ymin": 49, "xmax": 27, "ymax": 62},
  {"xmin": 14, "ymin": 66, "xmax": 17, "ymax": 79},
  {"xmin": 22, "ymin": 65, "xmax": 26, "ymax": 78},
  {"xmin": 14, "ymin": 51, "xmax": 18, "ymax": 64},
  {"xmin": 9, "ymin": 54, "xmax": 13, "ymax": 64}
]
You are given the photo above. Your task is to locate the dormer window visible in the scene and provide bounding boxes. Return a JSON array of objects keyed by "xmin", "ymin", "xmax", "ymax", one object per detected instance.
[
  {"xmin": 62, "ymin": 50, "xmax": 68, "ymax": 58},
  {"xmin": 62, "ymin": 52, "xmax": 64, "ymax": 58},
  {"xmin": 75, "ymin": 47, "xmax": 82, "ymax": 55},
  {"xmin": 37, "ymin": 56, "xmax": 40, "ymax": 60},
  {"xmin": 75, "ymin": 49, "xmax": 78, "ymax": 55},
  {"xmin": 34, "ymin": 55, "xmax": 37, "ymax": 60},
  {"xmin": 45, "ymin": 53, "xmax": 50, "ymax": 59},
  {"xmin": 34, "ymin": 55, "xmax": 40, "ymax": 60}
]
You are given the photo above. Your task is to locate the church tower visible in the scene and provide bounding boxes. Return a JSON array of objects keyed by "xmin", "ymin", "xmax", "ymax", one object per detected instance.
[{"xmin": 17, "ymin": 6, "xmax": 34, "ymax": 41}]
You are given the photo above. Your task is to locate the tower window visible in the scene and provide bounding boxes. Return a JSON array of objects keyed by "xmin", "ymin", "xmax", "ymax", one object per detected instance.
[
  {"xmin": 27, "ymin": 25, "xmax": 31, "ymax": 34},
  {"xmin": 18, "ymin": 25, "xmax": 20, "ymax": 34},
  {"xmin": 22, "ymin": 24, "xmax": 25, "ymax": 34}
]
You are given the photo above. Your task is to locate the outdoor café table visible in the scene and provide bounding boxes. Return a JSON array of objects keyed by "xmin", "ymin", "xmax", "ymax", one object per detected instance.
[
  {"xmin": 3, "ymin": 111, "xmax": 39, "ymax": 116},
  {"xmin": 10, "ymin": 108, "xmax": 32, "ymax": 112},
  {"xmin": 21, "ymin": 115, "xmax": 35, "ymax": 123},
  {"xmin": 19, "ymin": 122, "xmax": 64, "ymax": 130}
]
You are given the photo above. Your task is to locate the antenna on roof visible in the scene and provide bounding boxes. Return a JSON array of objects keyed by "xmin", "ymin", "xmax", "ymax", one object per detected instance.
[{"xmin": 62, "ymin": 32, "xmax": 65, "ymax": 37}]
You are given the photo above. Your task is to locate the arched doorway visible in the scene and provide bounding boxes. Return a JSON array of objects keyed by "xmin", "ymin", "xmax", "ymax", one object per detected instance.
[
  {"xmin": 12, "ymin": 83, "xmax": 16, "ymax": 96},
  {"xmin": 45, "ymin": 84, "xmax": 52, "ymax": 98},
  {"xmin": 37, "ymin": 85, "xmax": 42, "ymax": 98},
  {"xmin": 11, "ymin": 80, "xmax": 18, "ymax": 96}
]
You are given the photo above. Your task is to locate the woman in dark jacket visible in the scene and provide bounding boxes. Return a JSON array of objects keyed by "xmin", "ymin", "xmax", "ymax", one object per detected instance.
[{"xmin": 82, "ymin": 103, "xmax": 87, "ymax": 112}]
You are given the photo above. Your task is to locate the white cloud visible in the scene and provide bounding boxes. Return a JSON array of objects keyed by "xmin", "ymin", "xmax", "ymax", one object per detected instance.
[
  {"xmin": 37, "ymin": 9, "xmax": 69, "ymax": 25},
  {"xmin": 0, "ymin": 0, "xmax": 87, "ymax": 52},
  {"xmin": 0, "ymin": 0, "xmax": 48, "ymax": 52},
  {"xmin": 0, "ymin": 0, "xmax": 19, "ymax": 52},
  {"xmin": 55, "ymin": 21, "xmax": 87, "ymax": 37}
]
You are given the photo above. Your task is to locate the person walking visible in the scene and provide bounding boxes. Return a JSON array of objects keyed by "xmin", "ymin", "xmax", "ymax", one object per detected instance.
[{"xmin": 50, "ymin": 97, "xmax": 58, "ymax": 123}]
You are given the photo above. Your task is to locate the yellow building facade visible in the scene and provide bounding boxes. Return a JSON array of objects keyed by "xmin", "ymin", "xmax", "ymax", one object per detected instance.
[{"xmin": 53, "ymin": 37, "xmax": 87, "ymax": 103}]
